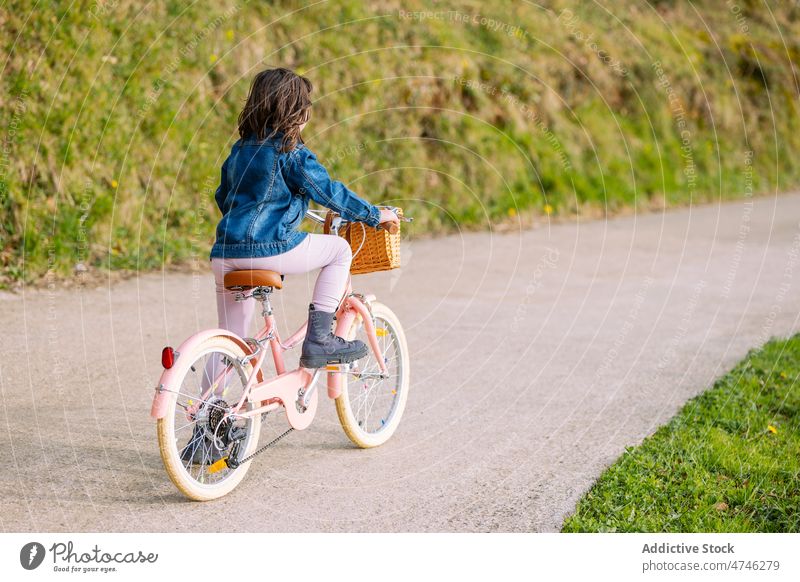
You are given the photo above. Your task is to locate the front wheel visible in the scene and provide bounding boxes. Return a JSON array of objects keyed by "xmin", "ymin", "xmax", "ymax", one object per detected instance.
[
  {"xmin": 156, "ymin": 335, "xmax": 261, "ymax": 501},
  {"xmin": 336, "ymin": 301, "xmax": 410, "ymax": 448}
]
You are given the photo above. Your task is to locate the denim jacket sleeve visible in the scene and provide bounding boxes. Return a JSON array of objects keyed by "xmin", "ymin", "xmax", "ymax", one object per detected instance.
[
  {"xmin": 214, "ymin": 157, "xmax": 229, "ymax": 212},
  {"xmin": 287, "ymin": 145, "xmax": 381, "ymax": 227}
]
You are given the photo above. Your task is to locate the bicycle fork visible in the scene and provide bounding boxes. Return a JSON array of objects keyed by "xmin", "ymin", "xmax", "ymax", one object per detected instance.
[{"xmin": 328, "ymin": 293, "xmax": 389, "ymax": 399}]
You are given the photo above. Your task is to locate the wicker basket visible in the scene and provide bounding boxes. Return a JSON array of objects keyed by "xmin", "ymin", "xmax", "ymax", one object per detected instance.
[{"xmin": 323, "ymin": 209, "xmax": 402, "ymax": 274}]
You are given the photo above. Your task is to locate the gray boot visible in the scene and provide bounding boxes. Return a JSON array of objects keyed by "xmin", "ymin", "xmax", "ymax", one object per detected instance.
[{"xmin": 299, "ymin": 303, "xmax": 368, "ymax": 368}]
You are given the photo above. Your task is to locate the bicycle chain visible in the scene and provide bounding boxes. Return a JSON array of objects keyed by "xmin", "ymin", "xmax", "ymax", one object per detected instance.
[{"xmin": 227, "ymin": 426, "xmax": 294, "ymax": 469}]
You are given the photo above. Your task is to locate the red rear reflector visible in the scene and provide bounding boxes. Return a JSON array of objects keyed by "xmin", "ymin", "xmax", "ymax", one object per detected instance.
[{"xmin": 162, "ymin": 347, "xmax": 175, "ymax": 369}]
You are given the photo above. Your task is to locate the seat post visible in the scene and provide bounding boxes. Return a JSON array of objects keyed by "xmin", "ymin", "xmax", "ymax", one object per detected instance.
[{"xmin": 251, "ymin": 287, "xmax": 273, "ymax": 318}]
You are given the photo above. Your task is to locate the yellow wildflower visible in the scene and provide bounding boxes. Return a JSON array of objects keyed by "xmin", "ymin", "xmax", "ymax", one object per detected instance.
[{"xmin": 767, "ymin": 425, "xmax": 777, "ymax": 434}]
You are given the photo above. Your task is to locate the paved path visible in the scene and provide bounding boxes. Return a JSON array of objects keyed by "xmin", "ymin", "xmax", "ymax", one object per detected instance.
[{"xmin": 2, "ymin": 194, "xmax": 799, "ymax": 532}]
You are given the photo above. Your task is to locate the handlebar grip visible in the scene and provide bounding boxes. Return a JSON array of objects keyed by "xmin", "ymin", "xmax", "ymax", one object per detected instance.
[{"xmin": 380, "ymin": 221, "xmax": 399, "ymax": 234}]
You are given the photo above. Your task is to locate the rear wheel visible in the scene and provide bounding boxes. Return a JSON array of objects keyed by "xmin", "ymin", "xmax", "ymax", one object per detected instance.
[
  {"xmin": 156, "ymin": 335, "xmax": 260, "ymax": 501},
  {"xmin": 335, "ymin": 301, "xmax": 410, "ymax": 448}
]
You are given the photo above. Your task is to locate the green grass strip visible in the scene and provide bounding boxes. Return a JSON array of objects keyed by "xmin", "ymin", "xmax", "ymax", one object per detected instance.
[{"xmin": 562, "ymin": 334, "xmax": 800, "ymax": 532}]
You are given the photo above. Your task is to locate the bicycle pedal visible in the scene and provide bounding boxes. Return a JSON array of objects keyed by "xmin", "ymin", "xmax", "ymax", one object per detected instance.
[
  {"xmin": 325, "ymin": 363, "xmax": 347, "ymax": 371},
  {"xmin": 208, "ymin": 457, "xmax": 228, "ymax": 474}
]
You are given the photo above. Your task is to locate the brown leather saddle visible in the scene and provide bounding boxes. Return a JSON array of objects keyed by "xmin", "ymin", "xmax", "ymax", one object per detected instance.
[{"xmin": 223, "ymin": 269, "xmax": 284, "ymax": 290}]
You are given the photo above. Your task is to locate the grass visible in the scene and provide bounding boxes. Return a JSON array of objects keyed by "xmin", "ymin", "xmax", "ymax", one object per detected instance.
[
  {"xmin": 2, "ymin": 1, "xmax": 800, "ymax": 285},
  {"xmin": 562, "ymin": 334, "xmax": 800, "ymax": 533}
]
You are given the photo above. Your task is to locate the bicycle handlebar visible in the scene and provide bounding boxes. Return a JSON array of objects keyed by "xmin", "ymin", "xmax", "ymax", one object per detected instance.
[
  {"xmin": 304, "ymin": 206, "xmax": 411, "ymax": 232},
  {"xmin": 304, "ymin": 209, "xmax": 326, "ymax": 225}
]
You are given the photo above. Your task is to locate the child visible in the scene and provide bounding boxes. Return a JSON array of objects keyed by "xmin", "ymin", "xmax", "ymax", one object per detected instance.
[
  {"xmin": 182, "ymin": 67, "xmax": 397, "ymax": 464},
  {"xmin": 209, "ymin": 67, "xmax": 399, "ymax": 368}
]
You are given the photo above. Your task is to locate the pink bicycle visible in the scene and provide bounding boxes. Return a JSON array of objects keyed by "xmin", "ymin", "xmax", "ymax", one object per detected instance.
[{"xmin": 150, "ymin": 207, "xmax": 411, "ymax": 500}]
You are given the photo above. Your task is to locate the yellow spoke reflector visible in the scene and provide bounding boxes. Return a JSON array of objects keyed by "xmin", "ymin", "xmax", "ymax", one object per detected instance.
[
  {"xmin": 208, "ymin": 457, "xmax": 229, "ymax": 474},
  {"xmin": 375, "ymin": 328, "xmax": 388, "ymax": 336}
]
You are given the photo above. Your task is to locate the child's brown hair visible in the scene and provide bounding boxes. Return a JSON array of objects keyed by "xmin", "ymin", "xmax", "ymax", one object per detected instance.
[{"xmin": 237, "ymin": 67, "xmax": 312, "ymax": 152}]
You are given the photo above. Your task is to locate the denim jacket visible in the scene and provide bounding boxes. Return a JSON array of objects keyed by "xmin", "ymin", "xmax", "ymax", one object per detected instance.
[{"xmin": 209, "ymin": 135, "xmax": 381, "ymax": 259}]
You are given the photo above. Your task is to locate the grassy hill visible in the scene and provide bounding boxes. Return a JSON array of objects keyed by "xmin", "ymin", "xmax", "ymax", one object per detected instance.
[{"xmin": 2, "ymin": 0, "xmax": 799, "ymax": 285}]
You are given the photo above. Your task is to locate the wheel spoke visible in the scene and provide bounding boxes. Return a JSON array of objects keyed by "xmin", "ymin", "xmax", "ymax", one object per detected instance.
[
  {"xmin": 174, "ymin": 420, "xmax": 197, "ymax": 434},
  {"xmin": 346, "ymin": 314, "xmax": 404, "ymax": 434}
]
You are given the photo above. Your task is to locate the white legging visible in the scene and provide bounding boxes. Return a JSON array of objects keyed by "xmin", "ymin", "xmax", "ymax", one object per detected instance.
[
  {"xmin": 201, "ymin": 234, "xmax": 351, "ymax": 396},
  {"xmin": 210, "ymin": 233, "xmax": 352, "ymax": 339}
]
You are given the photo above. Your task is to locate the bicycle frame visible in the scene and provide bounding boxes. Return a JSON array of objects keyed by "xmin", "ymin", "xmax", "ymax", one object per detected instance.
[{"xmin": 150, "ymin": 274, "xmax": 388, "ymax": 432}]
